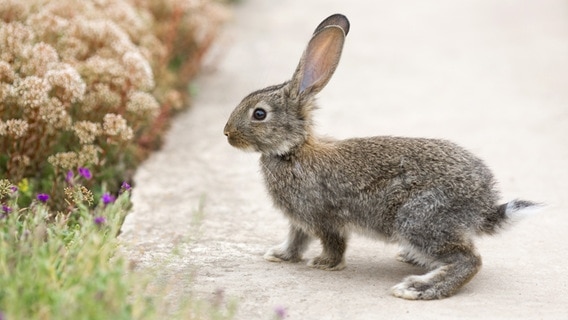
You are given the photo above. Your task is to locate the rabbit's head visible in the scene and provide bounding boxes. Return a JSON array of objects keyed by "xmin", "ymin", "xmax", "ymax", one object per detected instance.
[{"xmin": 224, "ymin": 14, "xmax": 350, "ymax": 156}]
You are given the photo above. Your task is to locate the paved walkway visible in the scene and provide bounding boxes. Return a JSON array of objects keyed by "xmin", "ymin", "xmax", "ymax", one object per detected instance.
[{"xmin": 120, "ymin": 0, "xmax": 568, "ymax": 318}]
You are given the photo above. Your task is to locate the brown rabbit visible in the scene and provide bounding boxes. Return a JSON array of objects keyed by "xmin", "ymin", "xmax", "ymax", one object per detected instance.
[{"xmin": 223, "ymin": 14, "xmax": 540, "ymax": 300}]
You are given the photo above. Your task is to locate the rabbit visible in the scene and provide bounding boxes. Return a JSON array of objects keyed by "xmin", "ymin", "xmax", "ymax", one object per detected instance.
[{"xmin": 223, "ymin": 13, "xmax": 541, "ymax": 300}]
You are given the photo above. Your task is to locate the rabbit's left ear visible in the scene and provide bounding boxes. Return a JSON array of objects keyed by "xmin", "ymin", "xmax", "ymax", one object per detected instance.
[
  {"xmin": 291, "ymin": 16, "xmax": 348, "ymax": 99},
  {"xmin": 312, "ymin": 13, "xmax": 350, "ymax": 36}
]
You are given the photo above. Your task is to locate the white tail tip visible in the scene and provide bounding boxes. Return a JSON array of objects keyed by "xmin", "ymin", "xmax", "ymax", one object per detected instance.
[{"xmin": 505, "ymin": 199, "xmax": 544, "ymax": 223}]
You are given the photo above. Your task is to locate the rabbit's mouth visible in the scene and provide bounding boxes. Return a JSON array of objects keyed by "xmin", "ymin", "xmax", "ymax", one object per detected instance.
[{"xmin": 224, "ymin": 132, "xmax": 256, "ymax": 152}]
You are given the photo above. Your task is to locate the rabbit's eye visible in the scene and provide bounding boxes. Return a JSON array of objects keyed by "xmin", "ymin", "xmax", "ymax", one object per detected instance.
[{"xmin": 253, "ymin": 108, "xmax": 267, "ymax": 121}]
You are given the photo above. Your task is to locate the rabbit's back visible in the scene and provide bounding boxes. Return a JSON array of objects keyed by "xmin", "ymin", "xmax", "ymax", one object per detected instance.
[{"xmin": 260, "ymin": 136, "xmax": 499, "ymax": 238}]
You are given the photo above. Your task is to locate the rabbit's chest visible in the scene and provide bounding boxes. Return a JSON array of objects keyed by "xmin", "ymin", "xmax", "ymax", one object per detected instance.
[{"xmin": 260, "ymin": 156, "xmax": 349, "ymax": 217}]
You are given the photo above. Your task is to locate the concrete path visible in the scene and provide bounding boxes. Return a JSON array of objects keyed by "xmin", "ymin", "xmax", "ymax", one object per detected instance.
[{"xmin": 120, "ymin": 0, "xmax": 568, "ymax": 319}]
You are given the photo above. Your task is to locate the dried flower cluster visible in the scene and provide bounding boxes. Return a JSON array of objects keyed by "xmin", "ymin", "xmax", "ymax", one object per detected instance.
[
  {"xmin": 0, "ymin": 0, "xmax": 228, "ymax": 209},
  {"xmin": 64, "ymin": 185, "xmax": 94, "ymax": 207}
]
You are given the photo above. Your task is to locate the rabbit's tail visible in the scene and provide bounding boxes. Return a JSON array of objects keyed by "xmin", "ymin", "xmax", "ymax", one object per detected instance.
[{"xmin": 478, "ymin": 199, "xmax": 543, "ymax": 235}]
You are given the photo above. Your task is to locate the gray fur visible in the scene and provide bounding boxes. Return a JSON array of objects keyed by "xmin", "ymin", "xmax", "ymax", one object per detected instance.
[{"xmin": 223, "ymin": 14, "xmax": 540, "ymax": 300}]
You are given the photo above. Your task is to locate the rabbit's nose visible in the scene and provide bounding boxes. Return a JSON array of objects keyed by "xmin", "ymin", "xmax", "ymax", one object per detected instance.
[{"xmin": 223, "ymin": 123, "xmax": 230, "ymax": 137}]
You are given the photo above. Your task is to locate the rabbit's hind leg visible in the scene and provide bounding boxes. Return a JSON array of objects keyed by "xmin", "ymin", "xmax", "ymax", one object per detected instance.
[
  {"xmin": 392, "ymin": 244, "xmax": 482, "ymax": 300},
  {"xmin": 396, "ymin": 245, "xmax": 434, "ymax": 269},
  {"xmin": 264, "ymin": 224, "xmax": 312, "ymax": 263},
  {"xmin": 392, "ymin": 191, "xmax": 483, "ymax": 299}
]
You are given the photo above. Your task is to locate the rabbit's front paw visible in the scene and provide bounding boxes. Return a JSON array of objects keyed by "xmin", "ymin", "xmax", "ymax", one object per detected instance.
[
  {"xmin": 307, "ymin": 256, "xmax": 346, "ymax": 271},
  {"xmin": 263, "ymin": 247, "xmax": 302, "ymax": 263}
]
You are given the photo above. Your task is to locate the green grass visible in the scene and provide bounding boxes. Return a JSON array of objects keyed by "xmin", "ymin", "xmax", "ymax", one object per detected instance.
[
  {"xmin": 1, "ymin": 190, "xmax": 132, "ymax": 319},
  {"xmin": 0, "ymin": 185, "xmax": 236, "ymax": 319}
]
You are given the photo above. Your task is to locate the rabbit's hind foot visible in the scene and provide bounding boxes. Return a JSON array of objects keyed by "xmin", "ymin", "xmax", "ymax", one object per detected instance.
[
  {"xmin": 392, "ymin": 251, "xmax": 481, "ymax": 300},
  {"xmin": 391, "ymin": 266, "xmax": 450, "ymax": 300}
]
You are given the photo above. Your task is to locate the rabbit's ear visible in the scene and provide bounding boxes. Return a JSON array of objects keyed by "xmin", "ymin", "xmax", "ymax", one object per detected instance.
[
  {"xmin": 292, "ymin": 25, "xmax": 346, "ymax": 98},
  {"xmin": 313, "ymin": 13, "xmax": 350, "ymax": 36}
]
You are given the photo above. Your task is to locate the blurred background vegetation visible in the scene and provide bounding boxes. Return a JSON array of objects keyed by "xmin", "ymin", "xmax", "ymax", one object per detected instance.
[{"xmin": 1, "ymin": 0, "xmax": 235, "ymax": 318}]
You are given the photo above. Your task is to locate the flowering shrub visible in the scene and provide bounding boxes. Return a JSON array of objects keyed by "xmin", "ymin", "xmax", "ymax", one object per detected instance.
[
  {"xmin": 0, "ymin": 1, "xmax": 233, "ymax": 318},
  {"xmin": 0, "ymin": 0, "xmax": 228, "ymax": 210}
]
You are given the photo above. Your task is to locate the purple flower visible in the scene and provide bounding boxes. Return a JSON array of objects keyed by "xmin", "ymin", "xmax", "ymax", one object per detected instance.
[
  {"xmin": 274, "ymin": 306, "xmax": 287, "ymax": 319},
  {"xmin": 66, "ymin": 170, "xmax": 74, "ymax": 184},
  {"xmin": 1, "ymin": 205, "xmax": 10, "ymax": 219},
  {"xmin": 121, "ymin": 181, "xmax": 131, "ymax": 192},
  {"xmin": 9, "ymin": 185, "xmax": 18, "ymax": 193},
  {"xmin": 101, "ymin": 193, "xmax": 115, "ymax": 205},
  {"xmin": 37, "ymin": 193, "xmax": 50, "ymax": 203},
  {"xmin": 78, "ymin": 167, "xmax": 92, "ymax": 180},
  {"xmin": 94, "ymin": 216, "xmax": 106, "ymax": 225}
]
